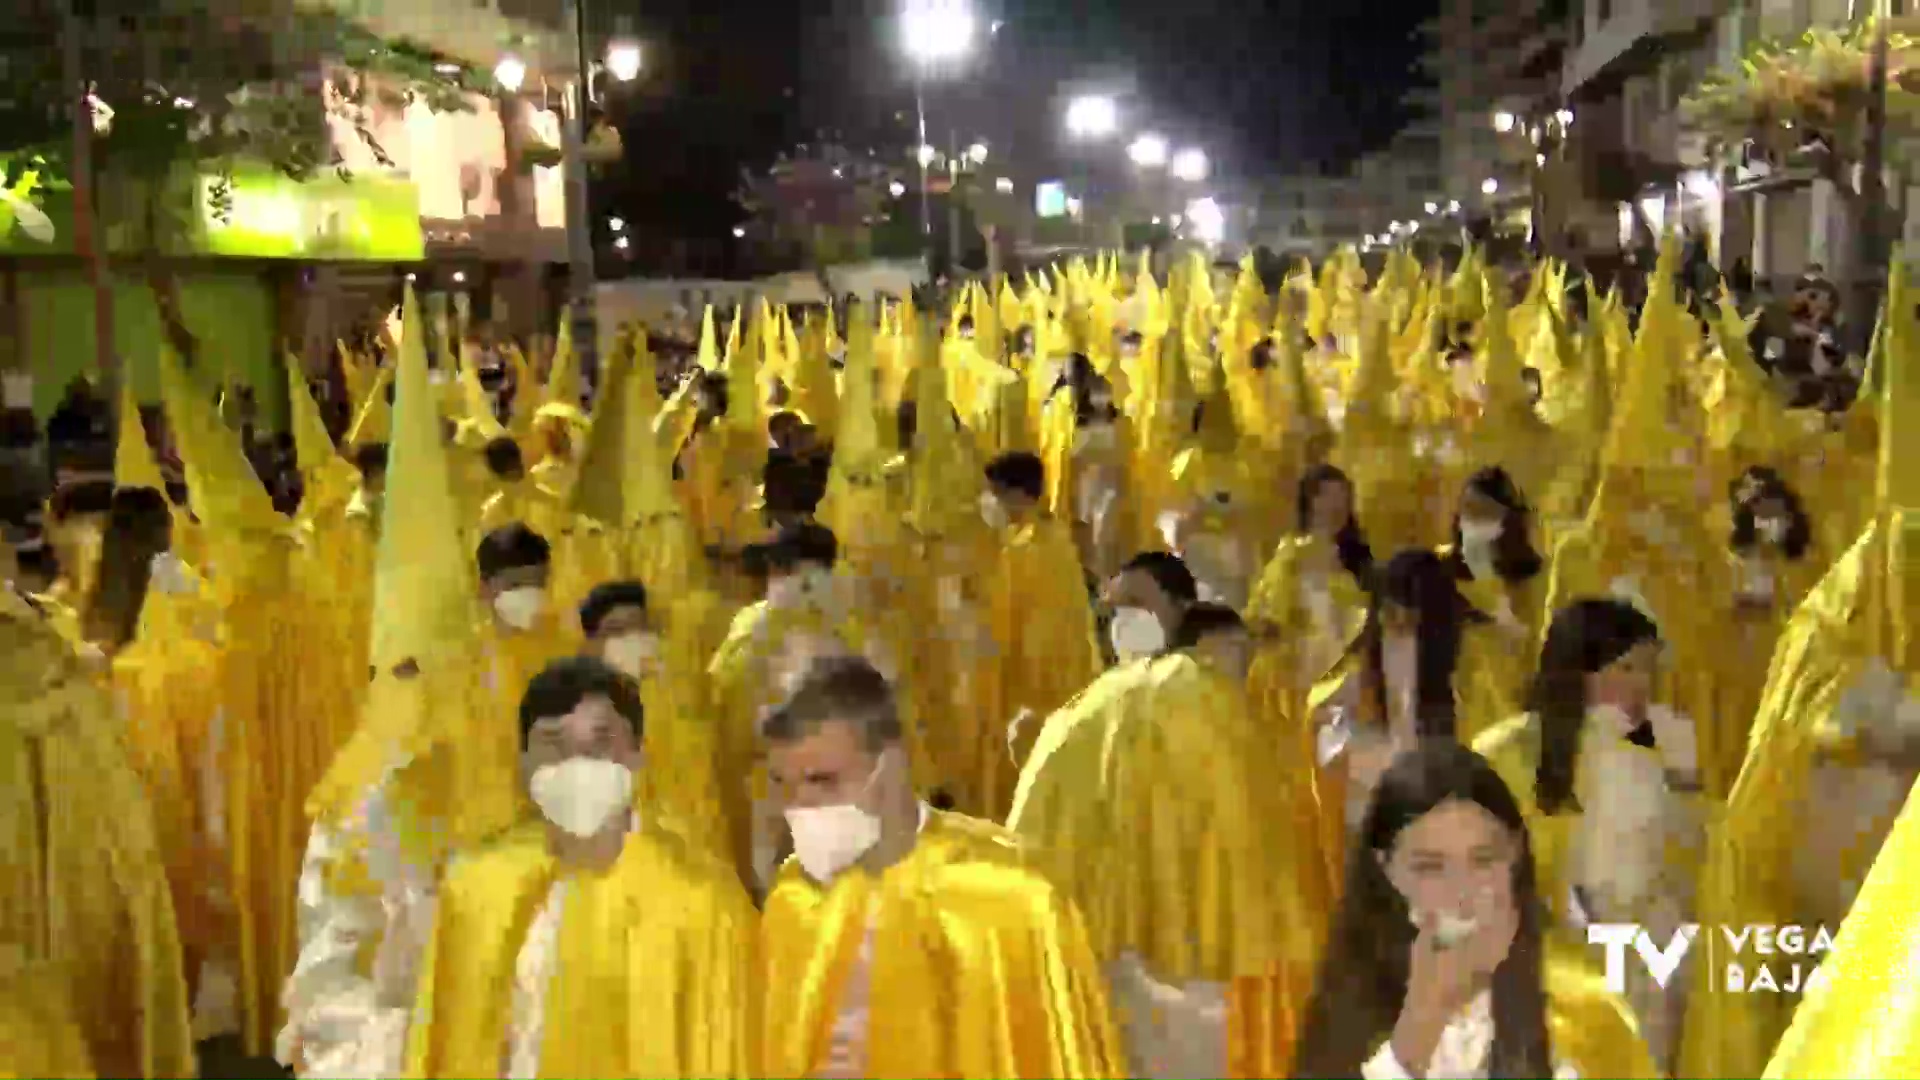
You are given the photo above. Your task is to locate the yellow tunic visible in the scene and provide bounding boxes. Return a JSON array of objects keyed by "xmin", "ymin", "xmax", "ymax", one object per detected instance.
[
  {"xmin": 1008, "ymin": 653, "xmax": 1328, "ymax": 1077},
  {"xmin": 405, "ymin": 818, "xmax": 757, "ymax": 1077},
  {"xmin": 760, "ymin": 810, "xmax": 1124, "ymax": 1078}
]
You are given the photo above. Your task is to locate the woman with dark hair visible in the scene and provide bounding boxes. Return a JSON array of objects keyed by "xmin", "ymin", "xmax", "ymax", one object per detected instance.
[
  {"xmin": 1246, "ymin": 464, "xmax": 1378, "ymax": 888},
  {"xmin": 1473, "ymin": 598, "xmax": 1704, "ymax": 1069},
  {"xmin": 1293, "ymin": 741, "xmax": 1655, "ymax": 1079},
  {"xmin": 1443, "ymin": 467, "xmax": 1549, "ymax": 741},
  {"xmin": 1322, "ymin": 549, "xmax": 1487, "ymax": 832}
]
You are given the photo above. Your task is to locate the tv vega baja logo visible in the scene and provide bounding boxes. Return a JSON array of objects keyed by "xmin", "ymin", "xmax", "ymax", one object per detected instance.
[{"xmin": 1588, "ymin": 923, "xmax": 1835, "ymax": 993}]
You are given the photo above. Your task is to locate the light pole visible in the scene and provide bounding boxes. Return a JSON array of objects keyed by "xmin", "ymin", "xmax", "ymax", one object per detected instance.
[
  {"xmin": 902, "ymin": 0, "xmax": 976, "ymax": 275},
  {"xmin": 1063, "ymin": 94, "xmax": 1119, "ymax": 245}
]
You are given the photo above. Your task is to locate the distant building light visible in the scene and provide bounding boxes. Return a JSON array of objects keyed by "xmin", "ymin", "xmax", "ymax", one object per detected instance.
[
  {"xmin": 732, "ymin": 226, "xmax": 746, "ymax": 238},
  {"xmin": 994, "ymin": 176, "xmax": 1014, "ymax": 193}
]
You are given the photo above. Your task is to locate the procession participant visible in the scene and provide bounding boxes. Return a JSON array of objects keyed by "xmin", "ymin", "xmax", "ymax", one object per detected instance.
[
  {"xmin": 404, "ymin": 657, "xmax": 755, "ymax": 1077},
  {"xmin": 760, "ymin": 656, "xmax": 1123, "ymax": 1078}
]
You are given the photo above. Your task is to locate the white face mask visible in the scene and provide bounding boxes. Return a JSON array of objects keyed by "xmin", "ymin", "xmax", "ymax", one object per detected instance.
[
  {"xmin": 1458, "ymin": 517, "xmax": 1504, "ymax": 549},
  {"xmin": 767, "ymin": 567, "xmax": 833, "ymax": 611},
  {"xmin": 602, "ymin": 632, "xmax": 660, "ymax": 679},
  {"xmin": 1756, "ymin": 516, "xmax": 1789, "ymax": 545},
  {"xmin": 147, "ymin": 552, "xmax": 195, "ymax": 596},
  {"xmin": 979, "ymin": 492, "xmax": 1010, "ymax": 530},
  {"xmin": 1109, "ymin": 606, "xmax": 1167, "ymax": 661},
  {"xmin": 528, "ymin": 757, "xmax": 634, "ymax": 838},
  {"xmin": 492, "ymin": 586, "xmax": 546, "ymax": 630},
  {"xmin": 783, "ymin": 756, "xmax": 887, "ymax": 883},
  {"xmin": 1585, "ymin": 702, "xmax": 1638, "ymax": 739}
]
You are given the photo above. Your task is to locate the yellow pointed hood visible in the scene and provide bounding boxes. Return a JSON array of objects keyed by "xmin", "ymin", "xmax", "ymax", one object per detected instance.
[
  {"xmin": 114, "ymin": 383, "xmax": 165, "ymax": 493},
  {"xmin": 156, "ymin": 344, "xmax": 281, "ymax": 542},
  {"xmin": 346, "ymin": 362, "xmax": 394, "ymax": 446},
  {"xmin": 286, "ymin": 354, "xmax": 361, "ymax": 518}
]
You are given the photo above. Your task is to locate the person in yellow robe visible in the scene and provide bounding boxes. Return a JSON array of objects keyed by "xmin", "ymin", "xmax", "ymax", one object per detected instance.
[
  {"xmin": 0, "ymin": 578, "xmax": 195, "ymax": 1079},
  {"xmin": 759, "ymin": 655, "xmax": 1124, "ymax": 1078},
  {"xmin": 1010, "ymin": 602, "xmax": 1327, "ymax": 1078},
  {"xmin": 1473, "ymin": 598, "xmax": 1704, "ymax": 1069},
  {"xmin": 1291, "ymin": 740, "xmax": 1658, "ymax": 1079},
  {"xmin": 406, "ymin": 656, "xmax": 757, "ymax": 1077},
  {"xmin": 1100, "ymin": 548, "xmax": 1200, "ymax": 666},
  {"xmin": 576, "ymin": 579, "xmax": 723, "ymax": 856},
  {"xmin": 1441, "ymin": 466, "xmax": 1549, "ymax": 743},
  {"xmin": 474, "ymin": 523, "xmax": 579, "ymax": 706}
]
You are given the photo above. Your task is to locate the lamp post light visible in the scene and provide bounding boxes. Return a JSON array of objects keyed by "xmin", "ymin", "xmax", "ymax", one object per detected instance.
[
  {"xmin": 1170, "ymin": 147, "xmax": 1208, "ymax": 183},
  {"xmin": 1128, "ymin": 133, "xmax": 1169, "ymax": 168},
  {"xmin": 1064, "ymin": 94, "xmax": 1119, "ymax": 140},
  {"xmin": 902, "ymin": 0, "xmax": 977, "ymax": 269}
]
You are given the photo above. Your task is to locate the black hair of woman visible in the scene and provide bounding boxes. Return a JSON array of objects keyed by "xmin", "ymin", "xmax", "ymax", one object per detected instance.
[
  {"xmin": 1524, "ymin": 598, "xmax": 1661, "ymax": 815},
  {"xmin": 1293, "ymin": 740, "xmax": 1552, "ymax": 1079},
  {"xmin": 1296, "ymin": 463, "xmax": 1375, "ymax": 585},
  {"xmin": 1446, "ymin": 466, "xmax": 1544, "ymax": 583},
  {"xmin": 1727, "ymin": 466, "xmax": 1812, "ymax": 562}
]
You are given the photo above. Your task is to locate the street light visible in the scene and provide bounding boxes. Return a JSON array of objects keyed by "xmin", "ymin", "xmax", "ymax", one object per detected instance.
[
  {"xmin": 1493, "ymin": 110, "xmax": 1516, "ymax": 133},
  {"xmin": 1424, "ymin": 201, "xmax": 1439, "ymax": 214},
  {"xmin": 889, "ymin": 179, "xmax": 908, "ymax": 198},
  {"xmin": 608, "ymin": 216, "xmax": 625, "ymax": 232},
  {"xmin": 994, "ymin": 176, "xmax": 1014, "ymax": 193},
  {"xmin": 967, "ymin": 141, "xmax": 989, "ymax": 164},
  {"xmin": 493, "ymin": 54, "xmax": 527, "ymax": 92},
  {"xmin": 605, "ymin": 41, "xmax": 642, "ymax": 82},
  {"xmin": 1186, "ymin": 196, "xmax": 1224, "ymax": 244},
  {"xmin": 1128, "ymin": 133, "xmax": 1169, "ymax": 167},
  {"xmin": 732, "ymin": 226, "xmax": 746, "ymax": 238},
  {"xmin": 1481, "ymin": 177, "xmax": 1499, "ymax": 195},
  {"xmin": 916, "ymin": 144, "xmax": 936, "ymax": 167},
  {"xmin": 903, "ymin": 0, "xmax": 977, "ymax": 64},
  {"xmin": 1065, "ymin": 95, "xmax": 1118, "ymax": 139},
  {"xmin": 1170, "ymin": 147, "xmax": 1208, "ymax": 182},
  {"xmin": 1448, "ymin": 200, "xmax": 1461, "ymax": 213}
]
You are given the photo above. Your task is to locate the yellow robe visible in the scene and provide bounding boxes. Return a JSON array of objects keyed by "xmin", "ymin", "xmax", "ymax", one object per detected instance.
[
  {"xmin": 405, "ymin": 819, "xmax": 757, "ymax": 1077},
  {"xmin": 760, "ymin": 810, "xmax": 1124, "ymax": 1078},
  {"xmin": 0, "ymin": 592, "xmax": 194, "ymax": 1079},
  {"xmin": 974, "ymin": 515, "xmax": 1103, "ymax": 819},
  {"xmin": 1442, "ymin": 544, "xmax": 1549, "ymax": 745},
  {"xmin": 1008, "ymin": 653, "xmax": 1327, "ymax": 1077}
]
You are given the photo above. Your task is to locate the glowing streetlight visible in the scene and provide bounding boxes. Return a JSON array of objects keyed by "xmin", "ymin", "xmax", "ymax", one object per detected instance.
[
  {"xmin": 1447, "ymin": 200, "xmax": 1461, "ymax": 213},
  {"xmin": 1185, "ymin": 196, "xmax": 1224, "ymax": 244},
  {"xmin": 1481, "ymin": 177, "xmax": 1499, "ymax": 195},
  {"xmin": 732, "ymin": 226, "xmax": 746, "ymax": 238},
  {"xmin": 1493, "ymin": 110, "xmax": 1516, "ymax": 133},
  {"xmin": 608, "ymin": 216, "xmax": 625, "ymax": 232},
  {"xmin": 1128, "ymin": 133, "xmax": 1169, "ymax": 168},
  {"xmin": 1424, "ymin": 201, "xmax": 1439, "ymax": 214},
  {"xmin": 916, "ymin": 144, "xmax": 936, "ymax": 166},
  {"xmin": 614, "ymin": 236, "xmax": 630, "ymax": 250},
  {"xmin": 1555, "ymin": 108, "xmax": 1574, "ymax": 127},
  {"xmin": 994, "ymin": 176, "xmax": 1014, "ymax": 193},
  {"xmin": 1065, "ymin": 95, "xmax": 1118, "ymax": 139},
  {"xmin": 605, "ymin": 41, "xmax": 642, "ymax": 82},
  {"xmin": 452, "ymin": 271, "xmax": 467, "ymax": 284},
  {"xmin": 494, "ymin": 54, "xmax": 527, "ymax": 92},
  {"xmin": 903, "ymin": 0, "xmax": 977, "ymax": 64},
  {"xmin": 967, "ymin": 141, "xmax": 989, "ymax": 164},
  {"xmin": 889, "ymin": 179, "xmax": 908, "ymax": 198},
  {"xmin": 1170, "ymin": 147, "xmax": 1208, "ymax": 182}
]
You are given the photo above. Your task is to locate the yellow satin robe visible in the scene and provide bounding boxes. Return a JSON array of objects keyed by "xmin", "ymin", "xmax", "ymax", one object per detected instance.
[
  {"xmin": 760, "ymin": 810, "xmax": 1124, "ymax": 1078},
  {"xmin": 0, "ymin": 593, "xmax": 194, "ymax": 1079},
  {"xmin": 405, "ymin": 819, "xmax": 757, "ymax": 1077},
  {"xmin": 1008, "ymin": 653, "xmax": 1329, "ymax": 1077}
]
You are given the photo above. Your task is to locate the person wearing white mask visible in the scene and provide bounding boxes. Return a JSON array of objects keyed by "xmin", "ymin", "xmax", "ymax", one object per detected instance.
[
  {"xmin": 1101, "ymin": 550, "xmax": 1198, "ymax": 666},
  {"xmin": 403, "ymin": 656, "xmax": 756, "ymax": 1077},
  {"xmin": 1727, "ymin": 465, "xmax": 1814, "ymax": 617},
  {"xmin": 476, "ymin": 523, "xmax": 556, "ymax": 637},
  {"xmin": 759, "ymin": 655, "xmax": 1123, "ymax": 1078},
  {"xmin": 1442, "ymin": 467, "xmax": 1548, "ymax": 740}
]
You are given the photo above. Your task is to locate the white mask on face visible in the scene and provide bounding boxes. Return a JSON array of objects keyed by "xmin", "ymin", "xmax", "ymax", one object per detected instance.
[
  {"xmin": 602, "ymin": 632, "xmax": 660, "ymax": 679},
  {"xmin": 767, "ymin": 567, "xmax": 832, "ymax": 611},
  {"xmin": 980, "ymin": 491, "xmax": 1010, "ymax": 530},
  {"xmin": 528, "ymin": 757, "xmax": 634, "ymax": 838},
  {"xmin": 783, "ymin": 756, "xmax": 887, "ymax": 882},
  {"xmin": 1585, "ymin": 702, "xmax": 1637, "ymax": 739},
  {"xmin": 1109, "ymin": 605, "xmax": 1167, "ymax": 661},
  {"xmin": 147, "ymin": 552, "xmax": 195, "ymax": 596},
  {"xmin": 492, "ymin": 586, "xmax": 546, "ymax": 630},
  {"xmin": 1458, "ymin": 517, "xmax": 1504, "ymax": 549},
  {"xmin": 1756, "ymin": 516, "xmax": 1790, "ymax": 545}
]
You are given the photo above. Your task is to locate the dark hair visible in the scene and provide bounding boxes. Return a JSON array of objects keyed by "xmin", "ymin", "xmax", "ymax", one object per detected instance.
[
  {"xmin": 984, "ymin": 451, "xmax": 1045, "ymax": 502},
  {"xmin": 693, "ymin": 372, "xmax": 730, "ymax": 420},
  {"xmin": 352, "ymin": 442, "xmax": 390, "ymax": 477},
  {"xmin": 1171, "ymin": 601, "xmax": 1246, "ymax": 650},
  {"xmin": 1120, "ymin": 549, "xmax": 1199, "ymax": 606},
  {"xmin": 744, "ymin": 521, "xmax": 838, "ymax": 577},
  {"xmin": 1297, "ymin": 463, "xmax": 1374, "ymax": 584},
  {"xmin": 1728, "ymin": 466, "xmax": 1812, "ymax": 562},
  {"xmin": 578, "ymin": 579, "xmax": 649, "ymax": 638},
  {"xmin": 761, "ymin": 654, "xmax": 902, "ymax": 751},
  {"xmin": 761, "ymin": 452, "xmax": 829, "ymax": 518},
  {"xmin": 517, "ymin": 655, "xmax": 644, "ymax": 748},
  {"xmin": 475, "ymin": 522, "xmax": 552, "ymax": 580},
  {"xmin": 49, "ymin": 479, "xmax": 116, "ymax": 521},
  {"xmin": 1248, "ymin": 338, "xmax": 1276, "ymax": 371},
  {"xmin": 1352, "ymin": 549, "xmax": 1482, "ymax": 740},
  {"xmin": 1525, "ymin": 599, "xmax": 1660, "ymax": 814},
  {"xmin": 483, "ymin": 436, "xmax": 526, "ymax": 481},
  {"xmin": 894, "ymin": 398, "xmax": 919, "ymax": 451},
  {"xmin": 1294, "ymin": 741, "xmax": 1551, "ymax": 1079},
  {"xmin": 83, "ymin": 486, "xmax": 173, "ymax": 649},
  {"xmin": 956, "ymin": 314, "xmax": 976, "ymax": 333},
  {"xmin": 1448, "ymin": 466, "xmax": 1544, "ymax": 584}
]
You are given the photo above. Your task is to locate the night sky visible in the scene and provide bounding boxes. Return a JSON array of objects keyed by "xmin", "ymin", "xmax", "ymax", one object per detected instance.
[{"xmin": 598, "ymin": 0, "xmax": 1437, "ymax": 264}]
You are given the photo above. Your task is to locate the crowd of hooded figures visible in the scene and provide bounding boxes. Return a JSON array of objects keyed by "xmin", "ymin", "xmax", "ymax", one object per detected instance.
[{"xmin": 4, "ymin": 235, "xmax": 1919, "ymax": 1079}]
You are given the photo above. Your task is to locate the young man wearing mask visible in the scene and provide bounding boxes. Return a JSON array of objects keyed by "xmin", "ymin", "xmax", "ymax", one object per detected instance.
[
  {"xmin": 1101, "ymin": 549, "xmax": 1199, "ymax": 665},
  {"xmin": 760, "ymin": 655, "xmax": 1122, "ymax": 1078},
  {"xmin": 475, "ymin": 524, "xmax": 576, "ymax": 712},
  {"xmin": 403, "ymin": 656, "xmax": 755, "ymax": 1077}
]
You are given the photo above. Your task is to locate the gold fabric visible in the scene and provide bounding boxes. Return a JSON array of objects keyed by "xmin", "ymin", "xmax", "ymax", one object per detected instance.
[
  {"xmin": 760, "ymin": 810, "xmax": 1123, "ymax": 1078},
  {"xmin": 405, "ymin": 819, "xmax": 757, "ymax": 1077}
]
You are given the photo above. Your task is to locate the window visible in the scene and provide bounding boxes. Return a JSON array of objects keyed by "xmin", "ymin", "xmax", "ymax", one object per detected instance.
[{"xmin": 1597, "ymin": 0, "xmax": 1612, "ymax": 22}]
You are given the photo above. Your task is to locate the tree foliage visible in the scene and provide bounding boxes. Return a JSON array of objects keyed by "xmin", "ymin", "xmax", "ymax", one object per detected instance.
[
  {"xmin": 736, "ymin": 141, "xmax": 907, "ymax": 267},
  {"xmin": 1680, "ymin": 18, "xmax": 1920, "ymax": 194}
]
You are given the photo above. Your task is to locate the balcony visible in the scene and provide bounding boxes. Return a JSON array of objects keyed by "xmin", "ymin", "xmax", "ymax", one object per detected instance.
[{"xmin": 1562, "ymin": 0, "xmax": 1719, "ymax": 96}]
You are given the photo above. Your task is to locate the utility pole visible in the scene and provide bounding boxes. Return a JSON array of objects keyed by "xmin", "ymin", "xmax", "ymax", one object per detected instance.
[
  {"xmin": 64, "ymin": 0, "xmax": 115, "ymax": 394},
  {"xmin": 563, "ymin": 0, "xmax": 599, "ymax": 392},
  {"xmin": 1853, "ymin": 0, "xmax": 1892, "ymax": 352}
]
